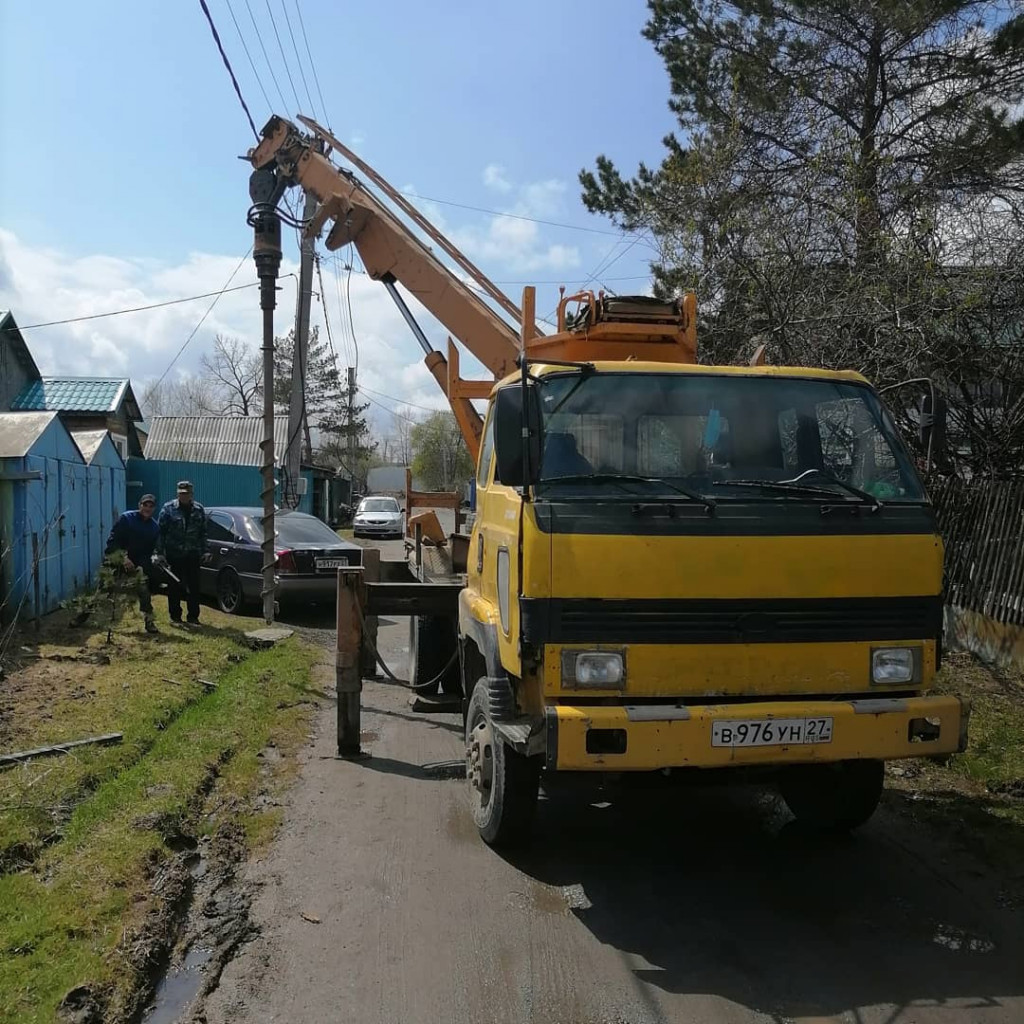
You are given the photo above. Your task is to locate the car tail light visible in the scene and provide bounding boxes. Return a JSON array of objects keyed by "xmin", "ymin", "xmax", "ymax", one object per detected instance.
[{"xmin": 276, "ymin": 548, "xmax": 297, "ymax": 573}]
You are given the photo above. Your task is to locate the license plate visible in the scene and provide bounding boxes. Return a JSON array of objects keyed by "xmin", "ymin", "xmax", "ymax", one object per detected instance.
[
  {"xmin": 711, "ymin": 716, "xmax": 833, "ymax": 748},
  {"xmin": 316, "ymin": 557, "xmax": 349, "ymax": 570}
]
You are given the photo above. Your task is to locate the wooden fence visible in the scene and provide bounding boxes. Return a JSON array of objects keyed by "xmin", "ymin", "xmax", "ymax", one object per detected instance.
[{"xmin": 933, "ymin": 476, "xmax": 1024, "ymax": 627}]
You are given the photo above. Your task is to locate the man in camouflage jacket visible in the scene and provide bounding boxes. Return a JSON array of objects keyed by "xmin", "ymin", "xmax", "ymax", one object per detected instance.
[{"xmin": 156, "ymin": 481, "xmax": 209, "ymax": 624}]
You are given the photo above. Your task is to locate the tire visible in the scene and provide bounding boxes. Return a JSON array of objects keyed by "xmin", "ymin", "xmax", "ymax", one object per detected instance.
[
  {"xmin": 779, "ymin": 759, "xmax": 884, "ymax": 831},
  {"xmin": 465, "ymin": 680, "xmax": 540, "ymax": 847},
  {"xmin": 216, "ymin": 568, "xmax": 245, "ymax": 615},
  {"xmin": 407, "ymin": 615, "xmax": 461, "ymax": 696}
]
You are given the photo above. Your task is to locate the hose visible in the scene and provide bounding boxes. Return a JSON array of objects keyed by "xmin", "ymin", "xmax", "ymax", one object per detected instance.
[{"xmin": 354, "ymin": 602, "xmax": 460, "ymax": 692}]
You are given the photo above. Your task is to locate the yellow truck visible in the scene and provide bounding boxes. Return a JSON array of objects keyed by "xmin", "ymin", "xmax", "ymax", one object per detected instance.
[{"xmin": 248, "ymin": 116, "xmax": 968, "ymax": 847}]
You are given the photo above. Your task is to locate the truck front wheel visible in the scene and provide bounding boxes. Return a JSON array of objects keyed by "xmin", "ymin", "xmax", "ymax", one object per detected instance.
[
  {"xmin": 465, "ymin": 680, "xmax": 540, "ymax": 847},
  {"xmin": 778, "ymin": 759, "xmax": 884, "ymax": 831}
]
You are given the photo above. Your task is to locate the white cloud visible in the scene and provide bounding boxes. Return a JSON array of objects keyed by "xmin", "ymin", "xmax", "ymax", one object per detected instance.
[{"xmin": 483, "ymin": 164, "xmax": 512, "ymax": 193}]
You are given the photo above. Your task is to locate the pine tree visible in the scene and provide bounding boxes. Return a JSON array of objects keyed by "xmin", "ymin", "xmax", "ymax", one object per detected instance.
[{"xmin": 580, "ymin": 1, "xmax": 1024, "ymax": 475}]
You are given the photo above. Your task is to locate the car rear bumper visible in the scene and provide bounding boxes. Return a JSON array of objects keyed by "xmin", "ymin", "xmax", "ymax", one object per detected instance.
[
  {"xmin": 544, "ymin": 694, "xmax": 970, "ymax": 771},
  {"xmin": 275, "ymin": 575, "xmax": 339, "ymax": 603}
]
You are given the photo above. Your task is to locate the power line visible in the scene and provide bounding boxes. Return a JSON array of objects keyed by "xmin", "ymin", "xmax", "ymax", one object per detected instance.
[
  {"xmin": 279, "ymin": 0, "xmax": 316, "ymax": 117},
  {"xmin": 243, "ymin": 0, "xmax": 288, "ymax": 111},
  {"xmin": 395, "ymin": 190, "xmax": 625, "ymax": 237},
  {"xmin": 6, "ymin": 281, "xmax": 260, "ymax": 331},
  {"xmin": 294, "ymin": 0, "xmax": 328, "ymax": 124},
  {"xmin": 153, "ymin": 250, "xmax": 253, "ymax": 390},
  {"xmin": 317, "ymin": 252, "xmax": 649, "ymax": 286},
  {"xmin": 198, "ymin": 0, "xmax": 259, "ymax": 139},
  {"xmin": 330, "ymin": 252, "xmax": 353, "ymax": 367},
  {"xmin": 224, "ymin": 0, "xmax": 272, "ymax": 114},
  {"xmin": 313, "ymin": 252, "xmax": 339, "ymax": 370},
  {"xmin": 360, "ymin": 384, "xmax": 444, "ymax": 414},
  {"xmin": 358, "ymin": 389, "xmax": 421, "ymax": 424},
  {"xmin": 263, "ymin": 0, "xmax": 302, "ymax": 112}
]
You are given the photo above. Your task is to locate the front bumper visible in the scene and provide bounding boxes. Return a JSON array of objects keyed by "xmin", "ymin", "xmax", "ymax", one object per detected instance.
[
  {"xmin": 545, "ymin": 694, "xmax": 969, "ymax": 771},
  {"xmin": 353, "ymin": 521, "xmax": 402, "ymax": 535}
]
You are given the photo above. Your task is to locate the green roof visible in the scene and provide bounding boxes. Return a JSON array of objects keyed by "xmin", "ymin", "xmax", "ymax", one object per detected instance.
[{"xmin": 12, "ymin": 377, "xmax": 130, "ymax": 414}]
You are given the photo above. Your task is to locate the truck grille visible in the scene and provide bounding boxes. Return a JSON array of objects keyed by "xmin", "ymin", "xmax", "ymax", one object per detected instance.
[{"xmin": 521, "ymin": 596, "xmax": 941, "ymax": 645}]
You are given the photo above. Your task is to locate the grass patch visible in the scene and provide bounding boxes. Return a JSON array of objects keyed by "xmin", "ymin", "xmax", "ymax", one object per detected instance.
[
  {"xmin": 936, "ymin": 652, "xmax": 1024, "ymax": 799},
  {"xmin": 886, "ymin": 651, "xmax": 1024, "ymax": 877},
  {"xmin": 335, "ymin": 527, "xmax": 354, "ymax": 540},
  {"xmin": 0, "ymin": 605, "xmax": 320, "ymax": 1023},
  {"xmin": 0, "ymin": 605, "xmax": 262, "ymax": 869}
]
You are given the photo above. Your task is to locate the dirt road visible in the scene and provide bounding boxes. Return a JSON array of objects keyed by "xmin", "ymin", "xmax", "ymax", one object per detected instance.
[{"xmin": 201, "ymin": 536, "xmax": 1024, "ymax": 1024}]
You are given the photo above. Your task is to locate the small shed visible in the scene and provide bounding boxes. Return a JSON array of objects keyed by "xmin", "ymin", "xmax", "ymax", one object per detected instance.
[
  {"xmin": 72, "ymin": 430, "xmax": 126, "ymax": 582},
  {"xmin": 128, "ymin": 416, "xmax": 326, "ymax": 519},
  {"xmin": 0, "ymin": 412, "xmax": 90, "ymax": 621}
]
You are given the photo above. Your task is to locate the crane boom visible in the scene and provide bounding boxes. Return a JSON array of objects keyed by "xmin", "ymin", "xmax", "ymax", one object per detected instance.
[
  {"xmin": 248, "ymin": 116, "xmax": 524, "ymax": 456},
  {"xmin": 247, "ymin": 115, "xmax": 698, "ymax": 460}
]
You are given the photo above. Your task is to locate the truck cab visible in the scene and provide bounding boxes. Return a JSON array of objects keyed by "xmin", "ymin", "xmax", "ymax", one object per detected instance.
[{"xmin": 460, "ymin": 361, "xmax": 968, "ymax": 845}]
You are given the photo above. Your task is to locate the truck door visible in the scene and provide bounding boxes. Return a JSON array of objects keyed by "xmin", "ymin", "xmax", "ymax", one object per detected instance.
[{"xmin": 469, "ymin": 408, "xmax": 523, "ymax": 676}]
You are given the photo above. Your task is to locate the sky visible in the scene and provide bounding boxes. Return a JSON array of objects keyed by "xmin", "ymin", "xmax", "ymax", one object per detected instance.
[{"xmin": 0, "ymin": 0, "xmax": 675, "ymax": 438}]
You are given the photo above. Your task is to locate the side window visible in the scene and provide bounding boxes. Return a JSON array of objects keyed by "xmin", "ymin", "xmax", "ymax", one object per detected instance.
[
  {"xmin": 477, "ymin": 410, "xmax": 495, "ymax": 488},
  {"xmin": 207, "ymin": 512, "xmax": 235, "ymax": 542}
]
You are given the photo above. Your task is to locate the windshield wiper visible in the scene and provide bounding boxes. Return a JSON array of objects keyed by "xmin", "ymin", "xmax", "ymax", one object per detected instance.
[
  {"xmin": 542, "ymin": 474, "xmax": 715, "ymax": 510},
  {"xmin": 781, "ymin": 469, "xmax": 883, "ymax": 509},
  {"xmin": 720, "ymin": 476, "xmax": 881, "ymax": 511}
]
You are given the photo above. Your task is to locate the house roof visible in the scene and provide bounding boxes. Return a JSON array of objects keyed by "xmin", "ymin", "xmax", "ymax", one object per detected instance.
[
  {"xmin": 71, "ymin": 429, "xmax": 117, "ymax": 465},
  {"xmin": 144, "ymin": 416, "xmax": 291, "ymax": 467},
  {"xmin": 0, "ymin": 411, "xmax": 59, "ymax": 458},
  {"xmin": 12, "ymin": 377, "xmax": 130, "ymax": 414},
  {"xmin": 0, "ymin": 310, "xmax": 42, "ymax": 381}
]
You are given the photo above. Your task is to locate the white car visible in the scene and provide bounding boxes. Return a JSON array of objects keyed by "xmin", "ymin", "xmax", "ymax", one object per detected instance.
[{"xmin": 352, "ymin": 496, "xmax": 404, "ymax": 539}]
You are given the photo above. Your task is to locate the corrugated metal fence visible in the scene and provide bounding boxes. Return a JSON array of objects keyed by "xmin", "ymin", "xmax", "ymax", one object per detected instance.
[{"xmin": 933, "ymin": 476, "xmax": 1024, "ymax": 626}]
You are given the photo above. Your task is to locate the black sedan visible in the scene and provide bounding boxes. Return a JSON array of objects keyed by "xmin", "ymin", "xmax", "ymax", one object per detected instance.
[{"xmin": 200, "ymin": 506, "xmax": 362, "ymax": 614}]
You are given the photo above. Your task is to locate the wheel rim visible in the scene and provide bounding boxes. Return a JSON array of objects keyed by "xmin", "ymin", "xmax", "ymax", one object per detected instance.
[
  {"xmin": 219, "ymin": 573, "xmax": 240, "ymax": 611},
  {"xmin": 466, "ymin": 708, "xmax": 495, "ymax": 814}
]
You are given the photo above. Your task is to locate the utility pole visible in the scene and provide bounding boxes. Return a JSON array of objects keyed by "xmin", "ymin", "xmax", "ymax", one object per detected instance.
[
  {"xmin": 249, "ymin": 171, "xmax": 283, "ymax": 626},
  {"xmin": 347, "ymin": 366, "xmax": 357, "ymax": 501},
  {"xmin": 285, "ymin": 187, "xmax": 319, "ymax": 509}
]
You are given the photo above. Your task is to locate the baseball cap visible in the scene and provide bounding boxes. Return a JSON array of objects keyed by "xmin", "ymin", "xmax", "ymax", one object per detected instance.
[
  {"xmin": 140, "ymin": 493, "xmax": 157, "ymax": 504},
  {"xmin": 176, "ymin": 480, "xmax": 193, "ymax": 492}
]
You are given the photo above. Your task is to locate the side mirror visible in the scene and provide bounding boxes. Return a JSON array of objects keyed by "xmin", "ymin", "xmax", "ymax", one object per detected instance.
[
  {"xmin": 494, "ymin": 384, "xmax": 542, "ymax": 488},
  {"xmin": 918, "ymin": 390, "xmax": 948, "ymax": 474}
]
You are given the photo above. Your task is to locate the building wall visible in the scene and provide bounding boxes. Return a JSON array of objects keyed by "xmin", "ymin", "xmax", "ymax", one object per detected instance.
[
  {"xmin": 126, "ymin": 459, "xmax": 314, "ymax": 517},
  {"xmin": 0, "ymin": 422, "xmax": 94, "ymax": 621},
  {"xmin": 0, "ymin": 339, "xmax": 38, "ymax": 413},
  {"xmin": 60, "ymin": 412, "xmax": 140, "ymax": 459}
]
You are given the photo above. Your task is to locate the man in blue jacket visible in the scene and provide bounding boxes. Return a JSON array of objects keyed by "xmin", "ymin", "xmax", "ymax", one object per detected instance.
[
  {"xmin": 105, "ymin": 493, "xmax": 162, "ymax": 633},
  {"xmin": 157, "ymin": 481, "xmax": 208, "ymax": 625}
]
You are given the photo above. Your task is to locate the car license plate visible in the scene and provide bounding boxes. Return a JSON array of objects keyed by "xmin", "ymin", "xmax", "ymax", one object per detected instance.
[
  {"xmin": 316, "ymin": 557, "xmax": 348, "ymax": 571},
  {"xmin": 711, "ymin": 716, "xmax": 833, "ymax": 748}
]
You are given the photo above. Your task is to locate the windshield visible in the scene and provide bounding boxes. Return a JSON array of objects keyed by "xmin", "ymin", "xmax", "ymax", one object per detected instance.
[
  {"xmin": 536, "ymin": 373, "xmax": 925, "ymax": 503},
  {"xmin": 358, "ymin": 498, "xmax": 399, "ymax": 513},
  {"xmin": 247, "ymin": 513, "xmax": 343, "ymax": 545}
]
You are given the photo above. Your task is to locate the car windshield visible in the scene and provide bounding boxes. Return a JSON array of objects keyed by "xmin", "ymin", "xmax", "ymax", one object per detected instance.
[
  {"xmin": 535, "ymin": 372, "xmax": 925, "ymax": 503},
  {"xmin": 359, "ymin": 498, "xmax": 399, "ymax": 513},
  {"xmin": 246, "ymin": 513, "xmax": 342, "ymax": 545}
]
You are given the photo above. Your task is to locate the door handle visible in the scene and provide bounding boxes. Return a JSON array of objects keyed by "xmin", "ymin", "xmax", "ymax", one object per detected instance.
[
  {"xmin": 476, "ymin": 533, "xmax": 484, "ymax": 573},
  {"xmin": 219, "ymin": 547, "xmax": 229, "ymax": 554}
]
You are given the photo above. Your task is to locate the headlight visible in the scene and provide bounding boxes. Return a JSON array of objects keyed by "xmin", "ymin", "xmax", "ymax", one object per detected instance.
[
  {"xmin": 871, "ymin": 647, "xmax": 919, "ymax": 685},
  {"xmin": 561, "ymin": 650, "xmax": 625, "ymax": 688}
]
